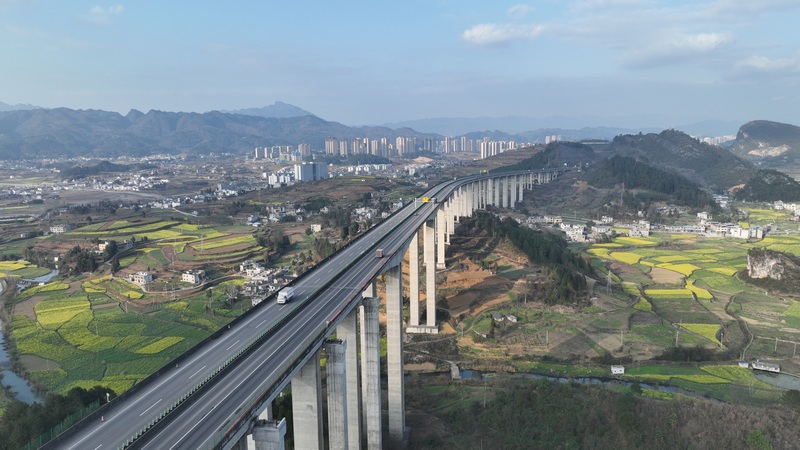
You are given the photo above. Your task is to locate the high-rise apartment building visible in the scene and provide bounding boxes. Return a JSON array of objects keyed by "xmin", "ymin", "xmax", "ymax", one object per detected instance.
[{"xmin": 325, "ymin": 137, "xmax": 338, "ymax": 155}]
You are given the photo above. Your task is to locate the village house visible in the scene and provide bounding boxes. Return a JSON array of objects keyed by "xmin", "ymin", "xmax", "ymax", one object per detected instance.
[
  {"xmin": 181, "ymin": 269, "xmax": 206, "ymax": 284},
  {"xmin": 129, "ymin": 271, "xmax": 153, "ymax": 286}
]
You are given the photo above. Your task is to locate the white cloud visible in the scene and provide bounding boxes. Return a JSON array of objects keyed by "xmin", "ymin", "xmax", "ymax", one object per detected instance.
[
  {"xmin": 462, "ymin": 23, "xmax": 546, "ymax": 46},
  {"xmin": 736, "ymin": 54, "xmax": 800, "ymax": 74},
  {"xmin": 507, "ymin": 4, "xmax": 534, "ymax": 19},
  {"xmin": 622, "ymin": 32, "xmax": 733, "ymax": 69},
  {"xmin": 81, "ymin": 5, "xmax": 124, "ymax": 26}
]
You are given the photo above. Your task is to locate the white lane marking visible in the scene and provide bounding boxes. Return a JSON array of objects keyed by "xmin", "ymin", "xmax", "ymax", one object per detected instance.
[
  {"xmin": 94, "ymin": 445, "xmax": 102, "ymax": 450},
  {"xmin": 225, "ymin": 340, "xmax": 241, "ymax": 351},
  {"xmin": 140, "ymin": 399, "xmax": 163, "ymax": 417},
  {"xmin": 256, "ymin": 319, "xmax": 267, "ymax": 328},
  {"xmin": 189, "ymin": 365, "xmax": 207, "ymax": 379},
  {"xmin": 169, "ymin": 402, "xmax": 221, "ymax": 450}
]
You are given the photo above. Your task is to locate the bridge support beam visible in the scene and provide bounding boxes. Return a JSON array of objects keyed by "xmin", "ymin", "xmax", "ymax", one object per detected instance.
[
  {"xmin": 324, "ymin": 340, "xmax": 348, "ymax": 450},
  {"xmin": 251, "ymin": 418, "xmax": 287, "ymax": 450},
  {"xmin": 362, "ymin": 281, "xmax": 375, "ymax": 298},
  {"xmin": 423, "ymin": 219, "xmax": 438, "ymax": 332},
  {"xmin": 385, "ymin": 264, "xmax": 406, "ymax": 441},
  {"xmin": 360, "ymin": 297, "xmax": 382, "ymax": 450},
  {"xmin": 338, "ymin": 308, "xmax": 361, "ymax": 450},
  {"xmin": 291, "ymin": 351, "xmax": 323, "ymax": 450},
  {"xmin": 436, "ymin": 208, "xmax": 446, "ymax": 270},
  {"xmin": 408, "ymin": 231, "xmax": 420, "ymax": 329},
  {"xmin": 510, "ymin": 176, "xmax": 517, "ymax": 207},
  {"xmin": 494, "ymin": 178, "xmax": 500, "ymax": 206},
  {"xmin": 503, "ymin": 176, "xmax": 509, "ymax": 208}
]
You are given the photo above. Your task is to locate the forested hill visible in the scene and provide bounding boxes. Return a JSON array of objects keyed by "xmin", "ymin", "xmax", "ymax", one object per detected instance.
[
  {"xmin": 491, "ymin": 141, "xmax": 599, "ymax": 172},
  {"xmin": 588, "ymin": 156, "xmax": 720, "ymax": 211},
  {"xmin": 734, "ymin": 169, "xmax": 800, "ymax": 202},
  {"xmin": 609, "ymin": 129, "xmax": 754, "ymax": 189}
]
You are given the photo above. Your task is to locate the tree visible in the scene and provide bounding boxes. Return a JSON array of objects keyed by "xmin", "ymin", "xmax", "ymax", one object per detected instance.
[{"xmin": 223, "ymin": 284, "xmax": 239, "ymax": 307}]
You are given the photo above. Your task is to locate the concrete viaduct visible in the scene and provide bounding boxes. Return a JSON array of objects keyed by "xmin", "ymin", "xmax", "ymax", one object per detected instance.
[{"xmin": 230, "ymin": 169, "xmax": 563, "ymax": 450}]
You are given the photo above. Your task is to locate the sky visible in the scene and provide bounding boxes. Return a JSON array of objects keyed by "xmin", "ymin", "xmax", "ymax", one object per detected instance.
[{"xmin": 1, "ymin": 0, "xmax": 799, "ymax": 129}]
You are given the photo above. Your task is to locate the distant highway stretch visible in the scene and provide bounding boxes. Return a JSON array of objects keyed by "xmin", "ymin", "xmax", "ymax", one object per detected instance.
[{"xmin": 52, "ymin": 171, "xmax": 547, "ymax": 449}]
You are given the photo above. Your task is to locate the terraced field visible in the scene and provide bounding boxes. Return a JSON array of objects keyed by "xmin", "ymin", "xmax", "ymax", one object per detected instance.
[
  {"xmin": 8, "ymin": 278, "xmax": 244, "ymax": 394},
  {"xmin": 580, "ymin": 230, "xmax": 800, "ymax": 374}
]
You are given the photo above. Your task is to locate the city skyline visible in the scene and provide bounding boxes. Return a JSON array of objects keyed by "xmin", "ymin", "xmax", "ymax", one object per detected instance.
[{"xmin": 1, "ymin": 1, "xmax": 799, "ymax": 129}]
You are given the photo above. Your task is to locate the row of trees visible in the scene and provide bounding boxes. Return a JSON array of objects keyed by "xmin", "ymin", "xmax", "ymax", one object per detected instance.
[{"xmin": 0, "ymin": 386, "xmax": 116, "ymax": 450}]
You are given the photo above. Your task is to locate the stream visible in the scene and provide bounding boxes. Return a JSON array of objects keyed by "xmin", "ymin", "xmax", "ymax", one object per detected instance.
[{"xmin": 0, "ymin": 273, "xmax": 58, "ymax": 404}]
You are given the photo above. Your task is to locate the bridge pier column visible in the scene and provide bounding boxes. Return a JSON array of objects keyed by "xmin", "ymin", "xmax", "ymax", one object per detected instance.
[
  {"xmin": 471, "ymin": 182, "xmax": 478, "ymax": 214},
  {"xmin": 446, "ymin": 200, "xmax": 455, "ymax": 246},
  {"xmin": 338, "ymin": 308, "xmax": 361, "ymax": 450},
  {"xmin": 510, "ymin": 176, "xmax": 517, "ymax": 207},
  {"xmin": 519, "ymin": 174, "xmax": 524, "ymax": 202},
  {"xmin": 359, "ymin": 297, "xmax": 382, "ymax": 450},
  {"xmin": 503, "ymin": 176, "xmax": 510, "ymax": 208},
  {"xmin": 252, "ymin": 418, "xmax": 287, "ymax": 450},
  {"xmin": 291, "ymin": 351, "xmax": 323, "ymax": 450},
  {"xmin": 465, "ymin": 183, "xmax": 473, "ymax": 215},
  {"xmin": 484, "ymin": 178, "xmax": 494, "ymax": 206},
  {"xmin": 436, "ymin": 208, "xmax": 445, "ymax": 270},
  {"xmin": 493, "ymin": 178, "xmax": 500, "ymax": 206},
  {"xmin": 408, "ymin": 231, "xmax": 420, "ymax": 329},
  {"xmin": 246, "ymin": 404, "xmax": 274, "ymax": 449},
  {"xmin": 454, "ymin": 188, "xmax": 462, "ymax": 220},
  {"xmin": 410, "ymin": 226, "xmax": 436, "ymax": 334},
  {"xmin": 478, "ymin": 180, "xmax": 489, "ymax": 209},
  {"xmin": 324, "ymin": 340, "xmax": 348, "ymax": 450},
  {"xmin": 385, "ymin": 264, "xmax": 406, "ymax": 441}
]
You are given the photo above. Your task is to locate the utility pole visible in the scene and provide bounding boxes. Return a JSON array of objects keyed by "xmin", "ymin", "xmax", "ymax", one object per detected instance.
[{"xmin": 483, "ymin": 377, "xmax": 487, "ymax": 409}]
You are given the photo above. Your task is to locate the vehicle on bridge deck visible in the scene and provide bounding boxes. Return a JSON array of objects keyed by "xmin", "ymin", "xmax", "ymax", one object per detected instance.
[
  {"xmin": 277, "ymin": 286, "xmax": 295, "ymax": 304},
  {"xmin": 375, "ymin": 248, "xmax": 384, "ymax": 258}
]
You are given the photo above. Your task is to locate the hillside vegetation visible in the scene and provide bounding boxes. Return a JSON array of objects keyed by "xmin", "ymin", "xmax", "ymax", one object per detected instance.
[
  {"xmin": 492, "ymin": 141, "xmax": 600, "ymax": 172},
  {"xmin": 609, "ymin": 129, "xmax": 754, "ymax": 189},
  {"xmin": 411, "ymin": 378, "xmax": 799, "ymax": 450},
  {"xmin": 588, "ymin": 155, "xmax": 720, "ymax": 211},
  {"xmin": 734, "ymin": 169, "xmax": 800, "ymax": 202}
]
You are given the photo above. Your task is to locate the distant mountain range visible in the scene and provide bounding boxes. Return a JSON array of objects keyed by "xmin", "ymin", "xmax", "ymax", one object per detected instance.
[
  {"xmin": 0, "ymin": 108, "xmax": 438, "ymax": 159},
  {"xmin": 383, "ymin": 116, "xmax": 741, "ymax": 138},
  {"xmin": 0, "ymin": 100, "xmax": 797, "ymax": 181},
  {"xmin": 0, "ymin": 100, "xmax": 41, "ymax": 112},
  {"xmin": 220, "ymin": 101, "xmax": 315, "ymax": 119}
]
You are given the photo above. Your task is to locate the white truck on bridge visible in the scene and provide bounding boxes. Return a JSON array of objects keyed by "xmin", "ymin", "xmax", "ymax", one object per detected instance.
[{"xmin": 277, "ymin": 286, "xmax": 295, "ymax": 304}]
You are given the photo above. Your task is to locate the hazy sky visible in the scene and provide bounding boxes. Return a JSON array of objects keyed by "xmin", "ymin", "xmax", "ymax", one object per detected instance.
[{"xmin": 1, "ymin": 1, "xmax": 799, "ymax": 128}]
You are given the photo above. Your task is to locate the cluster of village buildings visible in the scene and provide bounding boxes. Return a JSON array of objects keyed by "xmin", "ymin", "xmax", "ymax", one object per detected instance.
[{"xmin": 527, "ymin": 206, "xmax": 779, "ymax": 243}]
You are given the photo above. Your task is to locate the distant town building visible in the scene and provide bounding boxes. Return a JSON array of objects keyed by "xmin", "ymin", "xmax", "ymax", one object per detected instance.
[
  {"xmin": 611, "ymin": 365, "xmax": 625, "ymax": 375},
  {"xmin": 293, "ymin": 162, "xmax": 329, "ymax": 182}
]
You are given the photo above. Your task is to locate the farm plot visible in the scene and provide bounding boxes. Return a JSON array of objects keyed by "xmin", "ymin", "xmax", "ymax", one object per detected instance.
[
  {"xmin": 648, "ymin": 296, "xmax": 718, "ymax": 326},
  {"xmin": 679, "ymin": 323, "xmax": 722, "ymax": 346},
  {"xmin": 9, "ymin": 283, "xmax": 233, "ymax": 394},
  {"xmin": 189, "ymin": 234, "xmax": 256, "ymax": 252}
]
